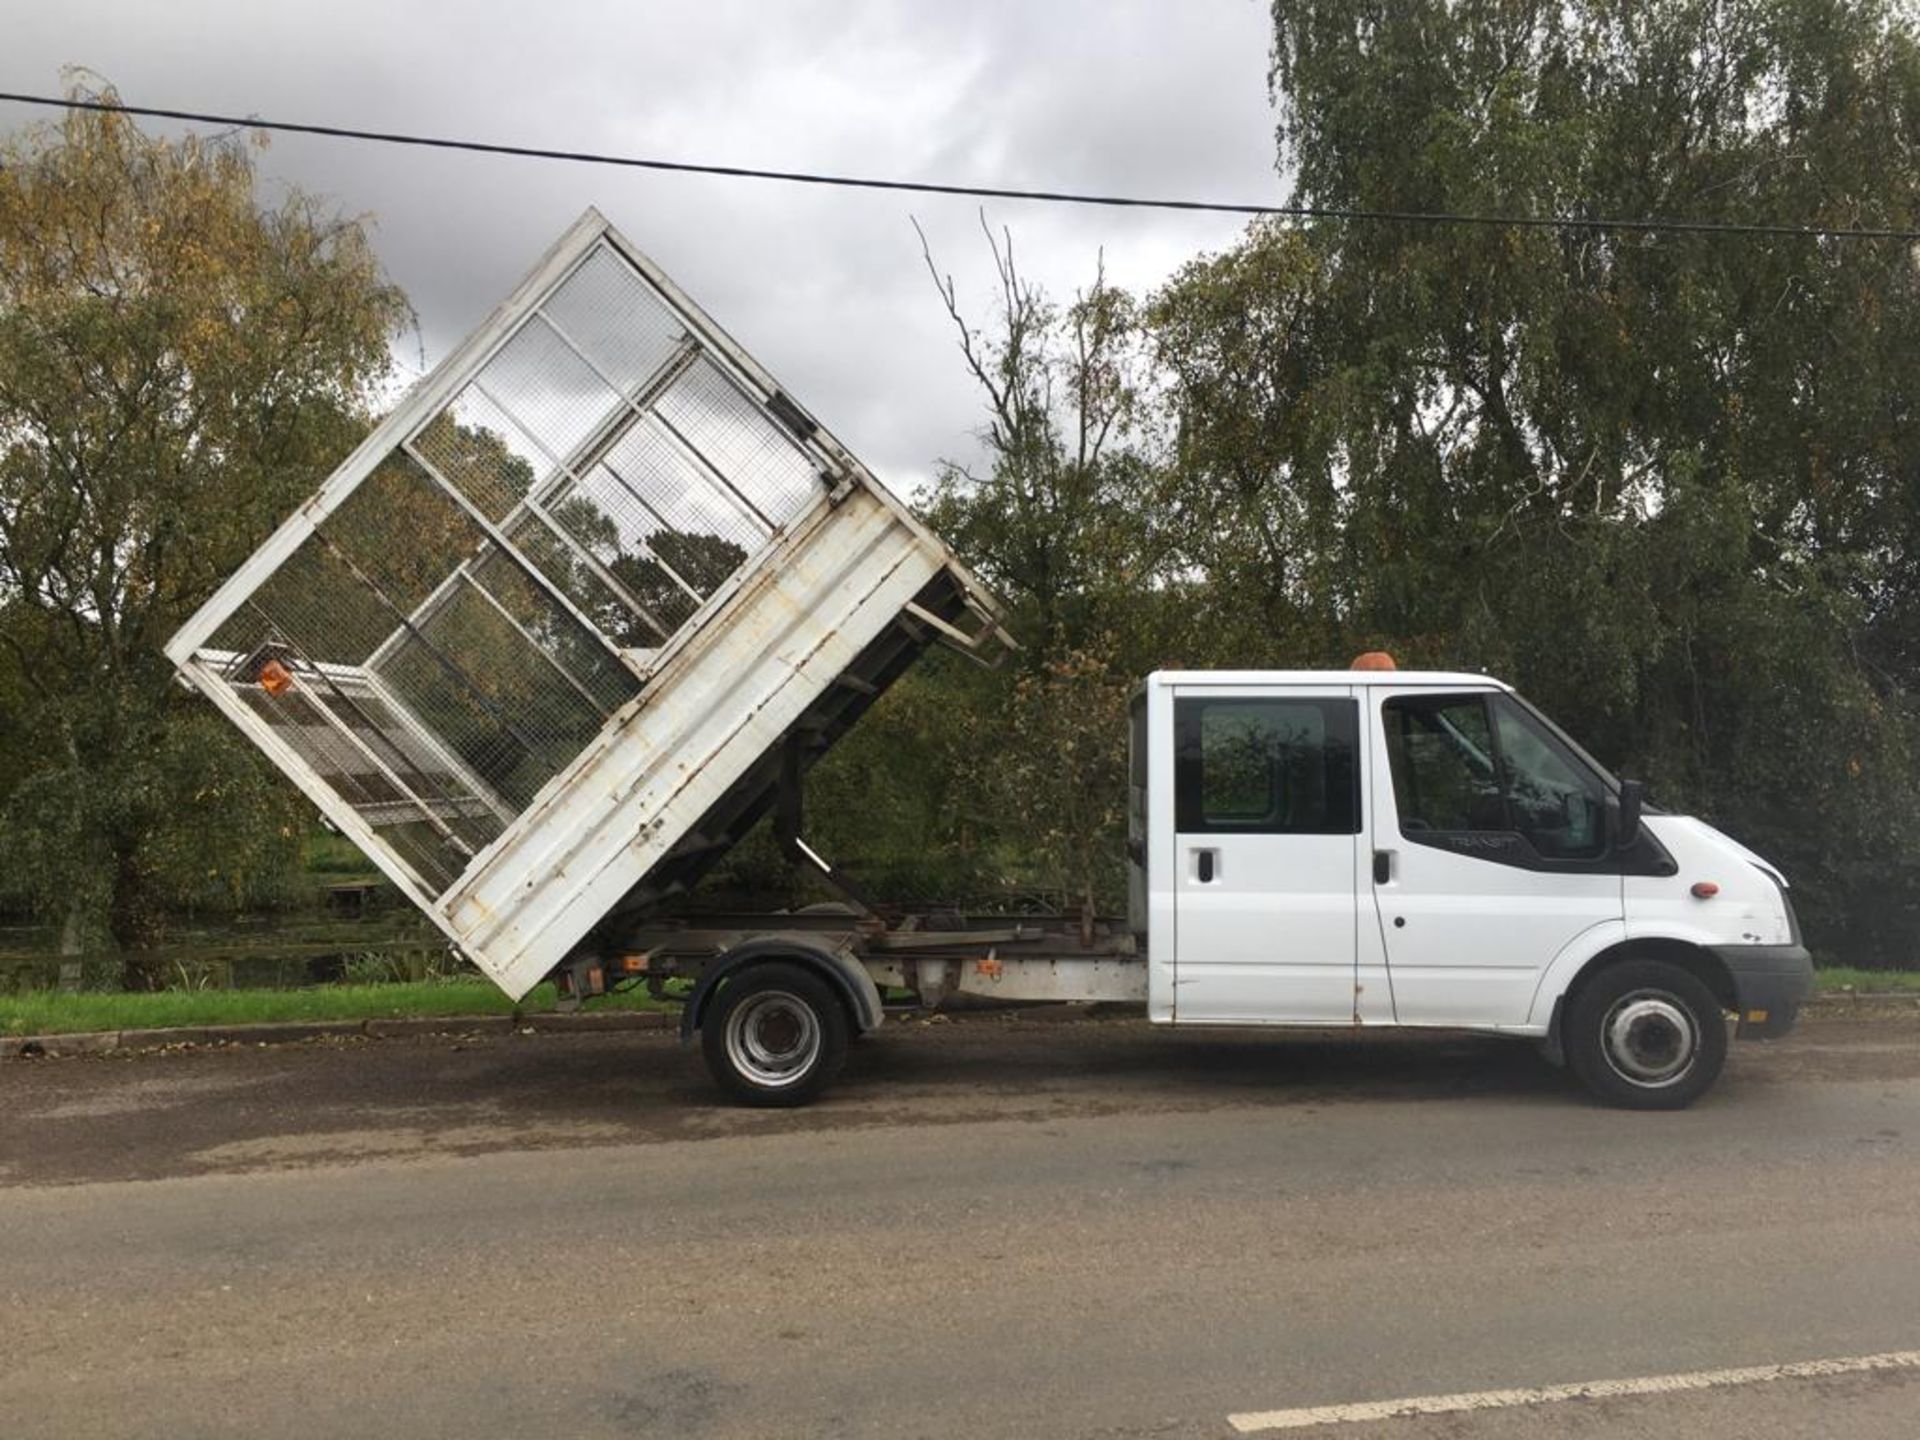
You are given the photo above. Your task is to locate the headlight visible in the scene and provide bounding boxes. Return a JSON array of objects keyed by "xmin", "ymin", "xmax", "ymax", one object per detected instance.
[{"xmin": 1754, "ymin": 864, "xmax": 1802, "ymax": 945}]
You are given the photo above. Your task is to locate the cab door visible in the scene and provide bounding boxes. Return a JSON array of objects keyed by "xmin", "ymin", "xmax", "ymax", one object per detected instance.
[
  {"xmin": 1172, "ymin": 686, "xmax": 1362, "ymax": 1023},
  {"xmin": 1368, "ymin": 689, "xmax": 1622, "ymax": 1027}
]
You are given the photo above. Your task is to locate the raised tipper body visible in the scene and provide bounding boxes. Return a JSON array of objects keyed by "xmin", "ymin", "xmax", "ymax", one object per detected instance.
[{"xmin": 166, "ymin": 209, "xmax": 1008, "ymax": 1000}]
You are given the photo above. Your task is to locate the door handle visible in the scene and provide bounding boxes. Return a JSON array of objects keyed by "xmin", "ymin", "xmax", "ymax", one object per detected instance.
[
  {"xmin": 1373, "ymin": 849, "xmax": 1394, "ymax": 885},
  {"xmin": 1195, "ymin": 848, "xmax": 1217, "ymax": 884}
]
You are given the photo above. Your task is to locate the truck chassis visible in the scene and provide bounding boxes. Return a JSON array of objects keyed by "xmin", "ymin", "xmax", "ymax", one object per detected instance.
[{"xmin": 554, "ymin": 907, "xmax": 1145, "ymax": 1103}]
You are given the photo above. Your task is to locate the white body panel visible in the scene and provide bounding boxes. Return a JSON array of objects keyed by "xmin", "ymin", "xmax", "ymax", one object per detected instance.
[
  {"xmin": 1626, "ymin": 815, "xmax": 1794, "ymax": 948},
  {"xmin": 1143, "ymin": 679, "xmax": 1179, "ymax": 1023},
  {"xmin": 1368, "ymin": 843, "xmax": 1619, "ymax": 1026},
  {"xmin": 1174, "ymin": 830, "xmax": 1359, "ymax": 1020}
]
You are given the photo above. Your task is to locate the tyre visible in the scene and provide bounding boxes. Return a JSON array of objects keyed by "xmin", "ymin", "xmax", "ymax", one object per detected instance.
[
  {"xmin": 701, "ymin": 962, "xmax": 849, "ymax": 1107},
  {"xmin": 1565, "ymin": 959, "xmax": 1729, "ymax": 1110}
]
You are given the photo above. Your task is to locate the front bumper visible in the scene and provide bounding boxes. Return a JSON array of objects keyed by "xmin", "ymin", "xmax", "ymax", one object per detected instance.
[{"xmin": 1711, "ymin": 944, "xmax": 1814, "ymax": 1038}]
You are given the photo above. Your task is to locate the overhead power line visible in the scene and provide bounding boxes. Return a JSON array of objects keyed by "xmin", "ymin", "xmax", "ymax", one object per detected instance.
[{"xmin": 2, "ymin": 89, "xmax": 1916, "ymax": 242}]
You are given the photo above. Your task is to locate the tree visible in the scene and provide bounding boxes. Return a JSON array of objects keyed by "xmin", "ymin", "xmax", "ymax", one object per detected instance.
[
  {"xmin": 1148, "ymin": 223, "xmax": 1361, "ymax": 667},
  {"xmin": 1137, "ymin": 0, "xmax": 1920, "ymax": 959},
  {"xmin": 895, "ymin": 218, "xmax": 1187, "ymax": 909},
  {"xmin": 917, "ymin": 215, "xmax": 1172, "ymax": 660},
  {"xmin": 0, "ymin": 84, "xmax": 409, "ymax": 982}
]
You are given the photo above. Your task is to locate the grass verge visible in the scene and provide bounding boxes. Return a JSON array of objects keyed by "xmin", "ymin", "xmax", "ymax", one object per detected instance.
[
  {"xmin": 1814, "ymin": 966, "xmax": 1920, "ymax": 994},
  {"xmin": 2, "ymin": 966, "xmax": 1911, "ymax": 1038},
  {"xmin": 0, "ymin": 979, "xmax": 670, "ymax": 1036}
]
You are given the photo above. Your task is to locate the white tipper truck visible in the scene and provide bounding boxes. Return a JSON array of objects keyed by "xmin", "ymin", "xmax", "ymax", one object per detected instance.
[{"xmin": 168, "ymin": 209, "xmax": 1813, "ymax": 1111}]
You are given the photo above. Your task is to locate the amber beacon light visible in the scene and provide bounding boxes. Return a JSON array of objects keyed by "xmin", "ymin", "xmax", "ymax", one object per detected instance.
[
  {"xmin": 258, "ymin": 659, "xmax": 294, "ymax": 696},
  {"xmin": 1350, "ymin": 652, "xmax": 1398, "ymax": 672}
]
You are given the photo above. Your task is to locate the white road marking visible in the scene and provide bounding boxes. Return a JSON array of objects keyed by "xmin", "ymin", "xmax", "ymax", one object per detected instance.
[{"xmin": 1227, "ymin": 1349, "xmax": 1920, "ymax": 1433}]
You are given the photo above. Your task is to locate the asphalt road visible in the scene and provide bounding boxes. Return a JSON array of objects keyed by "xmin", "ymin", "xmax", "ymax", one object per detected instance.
[{"xmin": 2, "ymin": 1011, "xmax": 1917, "ymax": 1438}]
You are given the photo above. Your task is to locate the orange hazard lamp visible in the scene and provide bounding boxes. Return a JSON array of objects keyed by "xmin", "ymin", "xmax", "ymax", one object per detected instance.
[
  {"xmin": 1350, "ymin": 651, "xmax": 1398, "ymax": 672},
  {"xmin": 258, "ymin": 659, "xmax": 295, "ymax": 696}
]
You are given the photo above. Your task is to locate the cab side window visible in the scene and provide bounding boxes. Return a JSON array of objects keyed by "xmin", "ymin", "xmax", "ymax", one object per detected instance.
[
  {"xmin": 1383, "ymin": 693, "xmax": 1607, "ymax": 862},
  {"xmin": 1491, "ymin": 697, "xmax": 1606, "ymax": 859},
  {"xmin": 1383, "ymin": 695, "xmax": 1506, "ymax": 833},
  {"xmin": 1175, "ymin": 697, "xmax": 1359, "ymax": 834}
]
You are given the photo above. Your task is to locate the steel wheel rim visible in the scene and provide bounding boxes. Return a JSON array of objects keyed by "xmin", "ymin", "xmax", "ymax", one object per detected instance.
[
  {"xmin": 1601, "ymin": 991, "xmax": 1698, "ymax": 1087},
  {"xmin": 724, "ymin": 991, "xmax": 821, "ymax": 1089}
]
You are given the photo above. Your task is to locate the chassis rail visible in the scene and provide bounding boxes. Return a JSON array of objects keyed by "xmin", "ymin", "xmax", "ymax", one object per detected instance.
[{"xmin": 556, "ymin": 910, "xmax": 1147, "ymax": 1009}]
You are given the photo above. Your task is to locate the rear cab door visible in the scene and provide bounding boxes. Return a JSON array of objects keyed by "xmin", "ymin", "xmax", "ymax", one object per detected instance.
[{"xmin": 1169, "ymin": 681, "xmax": 1365, "ymax": 1023}]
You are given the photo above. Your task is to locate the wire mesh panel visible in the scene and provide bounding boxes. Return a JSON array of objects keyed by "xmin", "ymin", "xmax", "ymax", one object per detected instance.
[
  {"xmin": 202, "ymin": 452, "xmax": 639, "ymax": 895},
  {"xmin": 172, "ymin": 222, "xmax": 837, "ymax": 902},
  {"xmin": 652, "ymin": 356, "xmax": 822, "ymax": 530},
  {"xmin": 540, "ymin": 243, "xmax": 685, "ymax": 394},
  {"xmin": 402, "ymin": 240, "xmax": 828, "ymax": 657}
]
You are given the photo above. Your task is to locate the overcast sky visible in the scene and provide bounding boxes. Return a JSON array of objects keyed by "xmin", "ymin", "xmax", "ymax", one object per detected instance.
[{"xmin": 5, "ymin": 1, "xmax": 1282, "ymax": 491}]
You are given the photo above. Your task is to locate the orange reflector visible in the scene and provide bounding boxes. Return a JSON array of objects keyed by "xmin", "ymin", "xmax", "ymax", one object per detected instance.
[
  {"xmin": 1350, "ymin": 651, "xmax": 1398, "ymax": 672},
  {"xmin": 1746, "ymin": 1009, "xmax": 1769, "ymax": 1024},
  {"xmin": 258, "ymin": 659, "xmax": 294, "ymax": 696},
  {"xmin": 1691, "ymin": 881, "xmax": 1720, "ymax": 899},
  {"xmin": 619, "ymin": 954, "xmax": 648, "ymax": 974}
]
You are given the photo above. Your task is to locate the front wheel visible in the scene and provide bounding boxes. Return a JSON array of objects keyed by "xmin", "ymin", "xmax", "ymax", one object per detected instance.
[
  {"xmin": 1565, "ymin": 959, "xmax": 1729, "ymax": 1110},
  {"xmin": 701, "ymin": 962, "xmax": 849, "ymax": 1107}
]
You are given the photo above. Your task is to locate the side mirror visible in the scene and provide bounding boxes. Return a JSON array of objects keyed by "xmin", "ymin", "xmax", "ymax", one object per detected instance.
[{"xmin": 1613, "ymin": 778, "xmax": 1644, "ymax": 850}]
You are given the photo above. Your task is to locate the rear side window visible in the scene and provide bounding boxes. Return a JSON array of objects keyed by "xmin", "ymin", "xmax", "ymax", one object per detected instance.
[{"xmin": 1174, "ymin": 696, "xmax": 1359, "ymax": 834}]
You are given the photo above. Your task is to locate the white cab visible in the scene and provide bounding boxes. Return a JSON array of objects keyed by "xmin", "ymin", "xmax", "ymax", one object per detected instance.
[{"xmin": 1138, "ymin": 669, "xmax": 1795, "ymax": 1039}]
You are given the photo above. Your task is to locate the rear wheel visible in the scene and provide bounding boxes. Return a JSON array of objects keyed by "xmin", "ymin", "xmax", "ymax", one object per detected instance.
[
  {"xmin": 1565, "ymin": 959, "xmax": 1728, "ymax": 1110},
  {"xmin": 701, "ymin": 962, "xmax": 848, "ymax": 1107}
]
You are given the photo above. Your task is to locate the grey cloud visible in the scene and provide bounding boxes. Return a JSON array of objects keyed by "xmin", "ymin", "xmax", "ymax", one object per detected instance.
[{"xmin": 5, "ymin": 0, "xmax": 1280, "ymax": 490}]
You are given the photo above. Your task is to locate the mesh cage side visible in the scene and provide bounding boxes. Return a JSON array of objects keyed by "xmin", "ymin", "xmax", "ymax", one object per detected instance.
[
  {"xmin": 652, "ymin": 357, "xmax": 820, "ymax": 531},
  {"xmin": 540, "ymin": 242, "xmax": 686, "ymax": 395},
  {"xmin": 410, "ymin": 391, "xmax": 674, "ymax": 651},
  {"xmin": 208, "ymin": 602, "xmax": 501, "ymax": 898},
  {"xmin": 373, "ymin": 588, "xmax": 599, "ymax": 810},
  {"xmin": 533, "ymin": 467, "xmax": 702, "ymax": 638},
  {"xmin": 474, "ymin": 318, "xmax": 620, "ymax": 466},
  {"xmin": 497, "ymin": 512, "xmax": 675, "ymax": 648},
  {"xmin": 405, "ymin": 245, "xmax": 830, "ymax": 681},
  {"xmin": 181, "ymin": 219, "xmax": 854, "ymax": 909},
  {"xmin": 234, "ymin": 688, "xmax": 488, "ymax": 895},
  {"xmin": 411, "ymin": 389, "xmax": 538, "ymax": 524},
  {"xmin": 597, "ymin": 417, "xmax": 764, "ymax": 574},
  {"xmin": 200, "ymin": 452, "xmax": 643, "ymax": 896}
]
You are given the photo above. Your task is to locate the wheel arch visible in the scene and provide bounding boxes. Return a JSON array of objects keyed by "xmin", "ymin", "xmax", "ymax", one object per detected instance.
[
  {"xmin": 1539, "ymin": 934, "xmax": 1737, "ymax": 1059},
  {"xmin": 680, "ymin": 937, "xmax": 883, "ymax": 1042}
]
